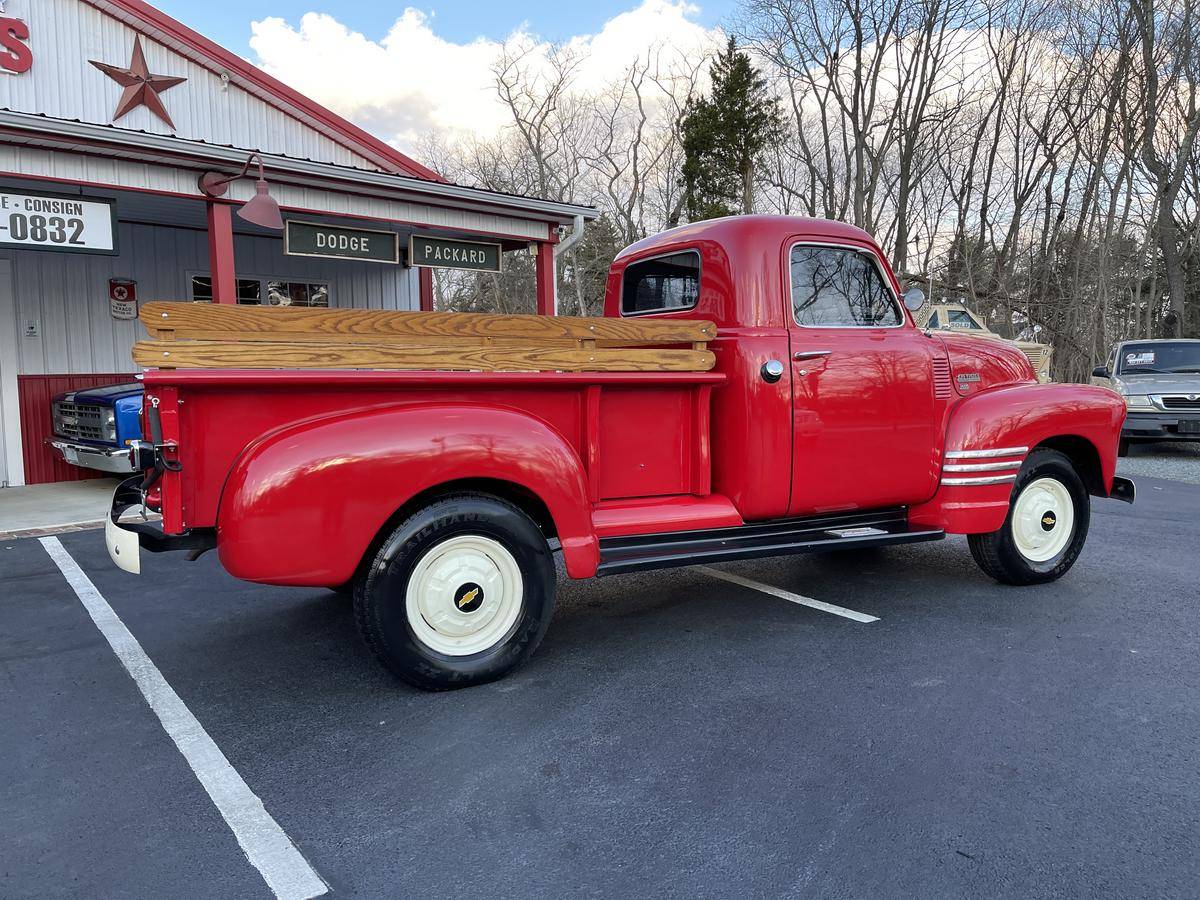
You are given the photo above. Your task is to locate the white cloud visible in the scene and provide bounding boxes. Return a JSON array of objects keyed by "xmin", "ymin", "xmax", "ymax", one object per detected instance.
[{"xmin": 249, "ymin": 1, "xmax": 722, "ymax": 151}]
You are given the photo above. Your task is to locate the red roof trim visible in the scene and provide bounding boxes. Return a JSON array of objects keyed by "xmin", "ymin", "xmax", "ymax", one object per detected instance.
[{"xmin": 91, "ymin": 0, "xmax": 445, "ymax": 182}]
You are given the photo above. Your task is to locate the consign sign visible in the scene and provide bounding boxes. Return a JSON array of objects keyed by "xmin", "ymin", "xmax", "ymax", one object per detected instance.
[
  {"xmin": 410, "ymin": 235, "xmax": 502, "ymax": 272},
  {"xmin": 0, "ymin": 191, "xmax": 118, "ymax": 254},
  {"xmin": 285, "ymin": 220, "xmax": 400, "ymax": 265}
]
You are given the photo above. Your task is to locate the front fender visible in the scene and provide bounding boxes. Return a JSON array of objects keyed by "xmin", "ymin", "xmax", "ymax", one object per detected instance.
[
  {"xmin": 911, "ymin": 383, "xmax": 1125, "ymax": 534},
  {"xmin": 216, "ymin": 403, "xmax": 597, "ymax": 585}
]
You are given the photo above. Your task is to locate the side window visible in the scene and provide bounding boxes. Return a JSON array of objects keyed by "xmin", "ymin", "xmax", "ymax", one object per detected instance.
[
  {"xmin": 790, "ymin": 245, "xmax": 901, "ymax": 327},
  {"xmin": 621, "ymin": 251, "xmax": 700, "ymax": 315}
]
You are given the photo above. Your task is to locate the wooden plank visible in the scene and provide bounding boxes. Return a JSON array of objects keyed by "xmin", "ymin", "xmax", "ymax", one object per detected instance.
[
  {"xmin": 146, "ymin": 329, "xmax": 696, "ymax": 352},
  {"xmin": 133, "ymin": 340, "xmax": 716, "ymax": 372},
  {"xmin": 143, "ymin": 330, "xmax": 653, "ymax": 350},
  {"xmin": 140, "ymin": 302, "xmax": 716, "ymax": 346}
]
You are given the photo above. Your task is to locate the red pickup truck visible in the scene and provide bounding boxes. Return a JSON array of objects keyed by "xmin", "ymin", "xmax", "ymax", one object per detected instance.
[{"xmin": 107, "ymin": 216, "xmax": 1132, "ymax": 690}]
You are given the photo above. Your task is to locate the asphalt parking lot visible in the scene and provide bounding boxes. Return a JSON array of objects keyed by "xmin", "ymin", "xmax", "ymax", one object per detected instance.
[
  {"xmin": 4, "ymin": 464, "xmax": 1200, "ymax": 899},
  {"xmin": 1118, "ymin": 439, "xmax": 1200, "ymax": 484}
]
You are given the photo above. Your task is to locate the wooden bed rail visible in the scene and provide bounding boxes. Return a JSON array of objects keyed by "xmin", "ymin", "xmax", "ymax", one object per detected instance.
[{"xmin": 134, "ymin": 302, "xmax": 718, "ymax": 373}]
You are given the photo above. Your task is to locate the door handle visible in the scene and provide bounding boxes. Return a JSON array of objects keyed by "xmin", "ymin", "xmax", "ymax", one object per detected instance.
[
  {"xmin": 760, "ymin": 360, "xmax": 785, "ymax": 384},
  {"xmin": 793, "ymin": 350, "xmax": 832, "ymax": 361}
]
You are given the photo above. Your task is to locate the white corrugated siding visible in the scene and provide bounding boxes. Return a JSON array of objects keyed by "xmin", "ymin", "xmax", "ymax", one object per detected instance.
[
  {"xmin": 0, "ymin": 146, "xmax": 553, "ymax": 241},
  {"xmin": 2, "ymin": 0, "xmax": 383, "ymax": 171},
  {"xmin": 2, "ymin": 221, "xmax": 419, "ymax": 377},
  {"xmin": 233, "ymin": 181, "xmax": 553, "ymax": 242}
]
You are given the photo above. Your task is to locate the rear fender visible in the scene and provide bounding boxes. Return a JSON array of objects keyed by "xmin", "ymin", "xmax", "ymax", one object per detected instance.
[
  {"xmin": 216, "ymin": 403, "xmax": 597, "ymax": 585},
  {"xmin": 909, "ymin": 383, "xmax": 1125, "ymax": 534}
]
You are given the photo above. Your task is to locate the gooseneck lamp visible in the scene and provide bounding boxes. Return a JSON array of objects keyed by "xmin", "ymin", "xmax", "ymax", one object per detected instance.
[{"xmin": 198, "ymin": 153, "xmax": 284, "ymax": 230}]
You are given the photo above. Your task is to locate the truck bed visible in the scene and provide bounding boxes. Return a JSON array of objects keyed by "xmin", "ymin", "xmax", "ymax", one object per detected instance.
[
  {"xmin": 130, "ymin": 303, "xmax": 730, "ymax": 588},
  {"xmin": 143, "ymin": 367, "xmax": 725, "ymax": 536}
]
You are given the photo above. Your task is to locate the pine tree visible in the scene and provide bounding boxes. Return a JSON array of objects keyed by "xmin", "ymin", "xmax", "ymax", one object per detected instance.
[{"xmin": 678, "ymin": 38, "xmax": 781, "ymax": 222}]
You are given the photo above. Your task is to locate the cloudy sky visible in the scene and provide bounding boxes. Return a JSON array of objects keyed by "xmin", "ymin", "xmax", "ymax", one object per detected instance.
[{"xmin": 152, "ymin": 0, "xmax": 731, "ymax": 150}]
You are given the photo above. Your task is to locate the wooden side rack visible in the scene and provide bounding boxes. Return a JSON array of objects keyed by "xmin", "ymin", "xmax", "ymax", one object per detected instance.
[{"xmin": 133, "ymin": 302, "xmax": 718, "ymax": 373}]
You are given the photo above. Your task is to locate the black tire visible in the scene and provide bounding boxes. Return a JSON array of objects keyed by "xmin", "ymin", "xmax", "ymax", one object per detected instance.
[
  {"xmin": 967, "ymin": 448, "xmax": 1090, "ymax": 586},
  {"xmin": 1118, "ymin": 437, "xmax": 1130, "ymax": 457},
  {"xmin": 353, "ymin": 493, "xmax": 555, "ymax": 691}
]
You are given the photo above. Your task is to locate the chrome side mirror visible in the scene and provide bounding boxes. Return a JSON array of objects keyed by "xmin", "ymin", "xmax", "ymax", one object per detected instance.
[{"xmin": 902, "ymin": 286, "xmax": 926, "ymax": 312}]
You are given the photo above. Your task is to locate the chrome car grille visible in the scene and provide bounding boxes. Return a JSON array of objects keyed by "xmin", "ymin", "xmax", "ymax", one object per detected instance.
[
  {"xmin": 1160, "ymin": 396, "xmax": 1200, "ymax": 410},
  {"xmin": 1020, "ymin": 345, "xmax": 1053, "ymax": 380},
  {"xmin": 53, "ymin": 401, "xmax": 109, "ymax": 441}
]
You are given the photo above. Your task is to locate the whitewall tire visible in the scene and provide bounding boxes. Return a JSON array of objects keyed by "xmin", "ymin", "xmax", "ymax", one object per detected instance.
[
  {"xmin": 354, "ymin": 494, "xmax": 556, "ymax": 690},
  {"xmin": 968, "ymin": 448, "xmax": 1091, "ymax": 585}
]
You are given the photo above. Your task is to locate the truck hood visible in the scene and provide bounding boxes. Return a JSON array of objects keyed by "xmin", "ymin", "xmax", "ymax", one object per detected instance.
[
  {"xmin": 1113, "ymin": 373, "xmax": 1200, "ymax": 395},
  {"xmin": 55, "ymin": 382, "xmax": 143, "ymax": 405},
  {"xmin": 936, "ymin": 332, "xmax": 1036, "ymax": 398}
]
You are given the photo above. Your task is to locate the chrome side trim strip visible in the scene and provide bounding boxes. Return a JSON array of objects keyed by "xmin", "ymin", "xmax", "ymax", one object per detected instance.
[
  {"xmin": 944, "ymin": 446, "xmax": 1029, "ymax": 459},
  {"xmin": 941, "ymin": 474, "xmax": 1018, "ymax": 486},
  {"xmin": 943, "ymin": 460, "xmax": 1023, "ymax": 473}
]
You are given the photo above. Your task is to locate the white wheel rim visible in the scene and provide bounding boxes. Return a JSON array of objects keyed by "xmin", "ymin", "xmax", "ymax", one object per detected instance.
[
  {"xmin": 1011, "ymin": 476, "xmax": 1075, "ymax": 563},
  {"xmin": 405, "ymin": 535, "xmax": 524, "ymax": 656}
]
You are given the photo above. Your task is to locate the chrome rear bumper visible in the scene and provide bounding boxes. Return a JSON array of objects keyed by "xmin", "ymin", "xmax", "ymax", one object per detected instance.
[{"xmin": 48, "ymin": 439, "xmax": 134, "ymax": 473}]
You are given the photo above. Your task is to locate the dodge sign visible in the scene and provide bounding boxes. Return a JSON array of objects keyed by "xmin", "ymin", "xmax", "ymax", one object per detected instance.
[
  {"xmin": 0, "ymin": 191, "xmax": 118, "ymax": 254},
  {"xmin": 410, "ymin": 235, "xmax": 502, "ymax": 272},
  {"xmin": 285, "ymin": 220, "xmax": 400, "ymax": 265}
]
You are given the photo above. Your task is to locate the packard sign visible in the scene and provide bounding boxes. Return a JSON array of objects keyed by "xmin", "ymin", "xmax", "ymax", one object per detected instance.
[
  {"xmin": 0, "ymin": 191, "xmax": 117, "ymax": 254},
  {"xmin": 410, "ymin": 235, "xmax": 502, "ymax": 272},
  {"xmin": 285, "ymin": 220, "xmax": 400, "ymax": 265}
]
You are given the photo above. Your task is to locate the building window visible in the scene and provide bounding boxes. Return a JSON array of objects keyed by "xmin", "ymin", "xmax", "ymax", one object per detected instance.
[
  {"xmin": 620, "ymin": 250, "xmax": 700, "ymax": 315},
  {"xmin": 266, "ymin": 281, "xmax": 329, "ymax": 307},
  {"xmin": 790, "ymin": 245, "xmax": 901, "ymax": 327},
  {"xmin": 191, "ymin": 276, "xmax": 261, "ymax": 303},
  {"xmin": 189, "ymin": 276, "xmax": 330, "ymax": 307}
]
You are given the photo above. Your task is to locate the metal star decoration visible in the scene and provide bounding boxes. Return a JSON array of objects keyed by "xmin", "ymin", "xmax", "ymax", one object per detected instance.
[{"xmin": 90, "ymin": 36, "xmax": 186, "ymax": 130}]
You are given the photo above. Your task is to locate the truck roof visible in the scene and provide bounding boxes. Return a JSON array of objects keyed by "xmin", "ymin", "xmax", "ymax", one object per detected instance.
[{"xmin": 615, "ymin": 215, "xmax": 879, "ymax": 261}]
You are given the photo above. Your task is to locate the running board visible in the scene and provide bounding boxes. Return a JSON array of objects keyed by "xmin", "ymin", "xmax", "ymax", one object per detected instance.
[{"xmin": 596, "ymin": 507, "xmax": 944, "ymax": 576}]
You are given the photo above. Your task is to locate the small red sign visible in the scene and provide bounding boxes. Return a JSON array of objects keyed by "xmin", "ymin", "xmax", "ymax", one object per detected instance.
[{"xmin": 109, "ymin": 279, "xmax": 137, "ymax": 303}]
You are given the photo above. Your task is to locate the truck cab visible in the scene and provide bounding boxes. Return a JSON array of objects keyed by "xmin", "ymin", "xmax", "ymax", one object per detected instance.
[{"xmin": 605, "ymin": 217, "xmax": 1102, "ymax": 528}]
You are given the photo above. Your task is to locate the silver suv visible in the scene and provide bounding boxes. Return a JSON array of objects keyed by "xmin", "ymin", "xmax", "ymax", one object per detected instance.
[{"xmin": 1094, "ymin": 339, "xmax": 1200, "ymax": 455}]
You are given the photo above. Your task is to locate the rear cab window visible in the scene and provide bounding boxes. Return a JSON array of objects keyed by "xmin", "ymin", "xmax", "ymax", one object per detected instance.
[{"xmin": 621, "ymin": 250, "xmax": 700, "ymax": 316}]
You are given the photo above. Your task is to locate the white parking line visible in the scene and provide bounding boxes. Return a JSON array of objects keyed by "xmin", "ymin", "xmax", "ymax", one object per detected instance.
[
  {"xmin": 39, "ymin": 537, "xmax": 327, "ymax": 900},
  {"xmin": 696, "ymin": 566, "xmax": 880, "ymax": 623}
]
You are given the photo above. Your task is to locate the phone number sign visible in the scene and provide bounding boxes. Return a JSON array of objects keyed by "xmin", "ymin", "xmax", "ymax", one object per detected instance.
[{"xmin": 0, "ymin": 191, "xmax": 118, "ymax": 255}]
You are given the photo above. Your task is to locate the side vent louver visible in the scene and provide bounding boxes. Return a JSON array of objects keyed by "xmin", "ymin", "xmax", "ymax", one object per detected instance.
[{"xmin": 932, "ymin": 357, "xmax": 953, "ymax": 399}]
